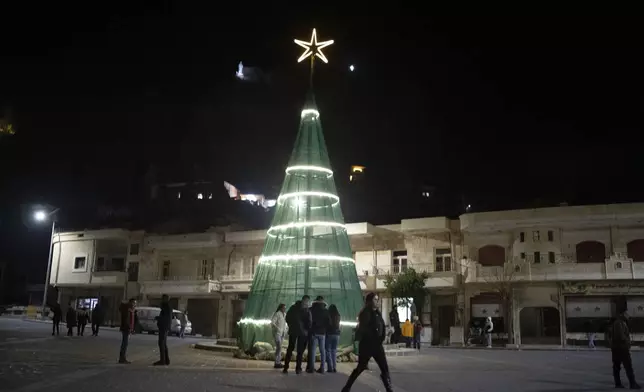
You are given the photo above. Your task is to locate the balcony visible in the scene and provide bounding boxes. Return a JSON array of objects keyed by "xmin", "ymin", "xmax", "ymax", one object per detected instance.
[
  {"xmin": 91, "ymin": 271, "xmax": 127, "ymax": 286},
  {"xmin": 141, "ymin": 275, "xmax": 221, "ymax": 296},
  {"xmin": 220, "ymin": 273, "xmax": 254, "ymax": 293},
  {"xmin": 464, "ymin": 253, "xmax": 644, "ymax": 283},
  {"xmin": 371, "ymin": 263, "xmax": 459, "ymax": 290}
]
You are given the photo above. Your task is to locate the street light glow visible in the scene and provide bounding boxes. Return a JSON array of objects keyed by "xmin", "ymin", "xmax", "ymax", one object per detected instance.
[{"xmin": 34, "ymin": 210, "xmax": 47, "ymax": 222}]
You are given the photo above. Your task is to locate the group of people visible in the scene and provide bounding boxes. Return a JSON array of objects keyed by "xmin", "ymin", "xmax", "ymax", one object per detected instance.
[
  {"xmin": 400, "ymin": 317, "xmax": 423, "ymax": 349},
  {"xmin": 270, "ymin": 293, "xmax": 393, "ymax": 392},
  {"xmin": 49, "ymin": 301, "xmax": 104, "ymax": 337},
  {"xmin": 117, "ymin": 294, "xmax": 172, "ymax": 366}
]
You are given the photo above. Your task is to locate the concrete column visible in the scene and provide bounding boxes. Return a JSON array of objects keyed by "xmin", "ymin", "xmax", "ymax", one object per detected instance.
[
  {"xmin": 178, "ymin": 297, "xmax": 189, "ymax": 312},
  {"xmin": 218, "ymin": 296, "xmax": 233, "ymax": 338}
]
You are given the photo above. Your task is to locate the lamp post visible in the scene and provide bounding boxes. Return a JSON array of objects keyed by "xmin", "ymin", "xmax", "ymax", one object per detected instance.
[{"xmin": 34, "ymin": 208, "xmax": 59, "ymax": 319}]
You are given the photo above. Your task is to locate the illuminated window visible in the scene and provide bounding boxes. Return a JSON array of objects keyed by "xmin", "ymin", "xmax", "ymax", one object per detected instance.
[{"xmin": 197, "ymin": 193, "xmax": 204, "ymax": 200}]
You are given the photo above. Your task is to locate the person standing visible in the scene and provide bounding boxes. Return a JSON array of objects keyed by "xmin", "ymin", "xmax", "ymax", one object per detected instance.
[
  {"xmin": 389, "ymin": 307, "xmax": 400, "ymax": 344},
  {"xmin": 412, "ymin": 316, "xmax": 423, "ymax": 350},
  {"xmin": 179, "ymin": 310, "xmax": 188, "ymax": 338},
  {"xmin": 51, "ymin": 302, "xmax": 62, "ymax": 336},
  {"xmin": 402, "ymin": 319, "xmax": 413, "ymax": 348},
  {"xmin": 609, "ymin": 310, "xmax": 640, "ymax": 389},
  {"xmin": 484, "ymin": 317, "xmax": 494, "ymax": 348},
  {"xmin": 118, "ymin": 298, "xmax": 137, "ymax": 364},
  {"xmin": 283, "ymin": 295, "xmax": 311, "ymax": 374},
  {"xmin": 282, "ymin": 300, "xmax": 301, "ymax": 374},
  {"xmin": 342, "ymin": 293, "xmax": 392, "ymax": 392},
  {"xmin": 309, "ymin": 296, "xmax": 330, "ymax": 373},
  {"xmin": 91, "ymin": 301, "xmax": 104, "ymax": 337},
  {"xmin": 325, "ymin": 304, "xmax": 341, "ymax": 373},
  {"xmin": 66, "ymin": 304, "xmax": 77, "ymax": 337},
  {"xmin": 154, "ymin": 294, "xmax": 172, "ymax": 366},
  {"xmin": 271, "ymin": 304, "xmax": 287, "ymax": 369}
]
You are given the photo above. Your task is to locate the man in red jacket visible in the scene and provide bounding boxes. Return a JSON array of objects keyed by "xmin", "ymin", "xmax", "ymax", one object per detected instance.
[{"xmin": 118, "ymin": 298, "xmax": 137, "ymax": 364}]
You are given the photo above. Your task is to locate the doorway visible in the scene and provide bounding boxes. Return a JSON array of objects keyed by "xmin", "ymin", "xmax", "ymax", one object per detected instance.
[
  {"xmin": 519, "ymin": 307, "xmax": 560, "ymax": 344},
  {"xmin": 438, "ymin": 305, "xmax": 455, "ymax": 345}
]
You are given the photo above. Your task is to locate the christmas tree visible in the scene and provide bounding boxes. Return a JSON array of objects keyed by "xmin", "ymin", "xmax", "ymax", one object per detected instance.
[{"xmin": 238, "ymin": 29, "xmax": 363, "ymax": 351}]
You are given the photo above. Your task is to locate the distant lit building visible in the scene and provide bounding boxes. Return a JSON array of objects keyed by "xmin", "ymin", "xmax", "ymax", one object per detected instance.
[
  {"xmin": 349, "ymin": 165, "xmax": 365, "ymax": 183},
  {"xmin": 223, "ymin": 181, "xmax": 276, "ymax": 210}
]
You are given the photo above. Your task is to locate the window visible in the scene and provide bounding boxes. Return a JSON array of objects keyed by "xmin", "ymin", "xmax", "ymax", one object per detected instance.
[
  {"xmin": 520, "ymin": 252, "xmax": 526, "ymax": 260},
  {"xmin": 96, "ymin": 257, "xmax": 105, "ymax": 271},
  {"xmin": 520, "ymin": 232, "xmax": 525, "ymax": 243},
  {"xmin": 533, "ymin": 231, "xmax": 540, "ymax": 242},
  {"xmin": 73, "ymin": 256, "xmax": 86, "ymax": 270},
  {"xmin": 129, "ymin": 243, "xmax": 140, "ymax": 255},
  {"xmin": 128, "ymin": 262, "xmax": 139, "ymax": 282},
  {"xmin": 547, "ymin": 230, "xmax": 554, "ymax": 242},
  {"xmin": 548, "ymin": 252, "xmax": 555, "ymax": 264},
  {"xmin": 534, "ymin": 251, "xmax": 541, "ymax": 263},
  {"xmin": 392, "ymin": 250, "xmax": 408, "ymax": 273},
  {"xmin": 162, "ymin": 261, "xmax": 171, "ymax": 280},
  {"xmin": 435, "ymin": 248, "xmax": 452, "ymax": 272},
  {"xmin": 111, "ymin": 257, "xmax": 125, "ymax": 272},
  {"xmin": 201, "ymin": 259, "xmax": 215, "ymax": 279}
]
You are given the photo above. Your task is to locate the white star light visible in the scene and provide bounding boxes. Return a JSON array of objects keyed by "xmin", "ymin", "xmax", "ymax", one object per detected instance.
[{"xmin": 294, "ymin": 28, "xmax": 334, "ymax": 64}]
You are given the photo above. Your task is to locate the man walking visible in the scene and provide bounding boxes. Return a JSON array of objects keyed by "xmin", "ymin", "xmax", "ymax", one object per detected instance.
[
  {"xmin": 609, "ymin": 310, "xmax": 640, "ymax": 389},
  {"xmin": 154, "ymin": 294, "xmax": 172, "ymax": 366},
  {"xmin": 119, "ymin": 298, "xmax": 137, "ymax": 364},
  {"xmin": 271, "ymin": 304, "xmax": 287, "ymax": 368}
]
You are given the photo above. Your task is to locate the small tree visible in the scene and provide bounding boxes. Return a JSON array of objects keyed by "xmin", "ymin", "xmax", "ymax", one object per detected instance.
[
  {"xmin": 384, "ymin": 268, "xmax": 431, "ymax": 321},
  {"xmin": 482, "ymin": 263, "xmax": 520, "ymax": 344}
]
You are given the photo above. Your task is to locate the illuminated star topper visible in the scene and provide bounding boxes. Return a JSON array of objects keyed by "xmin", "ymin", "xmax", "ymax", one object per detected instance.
[{"xmin": 294, "ymin": 28, "xmax": 334, "ymax": 64}]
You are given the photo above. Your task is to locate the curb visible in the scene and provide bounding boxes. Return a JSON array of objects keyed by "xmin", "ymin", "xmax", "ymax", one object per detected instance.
[{"xmin": 426, "ymin": 345, "xmax": 639, "ymax": 352}]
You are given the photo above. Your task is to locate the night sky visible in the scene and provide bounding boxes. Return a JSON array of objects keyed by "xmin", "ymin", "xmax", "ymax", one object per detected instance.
[{"xmin": 0, "ymin": 5, "xmax": 642, "ymax": 286}]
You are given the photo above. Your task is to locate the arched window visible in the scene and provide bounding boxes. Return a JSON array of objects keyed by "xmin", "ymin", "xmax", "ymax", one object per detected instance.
[
  {"xmin": 627, "ymin": 240, "xmax": 644, "ymax": 262},
  {"xmin": 478, "ymin": 245, "xmax": 506, "ymax": 266},
  {"xmin": 575, "ymin": 241, "xmax": 606, "ymax": 263}
]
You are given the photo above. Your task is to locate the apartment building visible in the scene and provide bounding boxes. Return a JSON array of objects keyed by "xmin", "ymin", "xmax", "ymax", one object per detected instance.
[
  {"xmin": 46, "ymin": 203, "xmax": 644, "ymax": 346},
  {"xmin": 462, "ymin": 203, "xmax": 644, "ymax": 346},
  {"xmin": 49, "ymin": 229, "xmax": 144, "ymax": 325}
]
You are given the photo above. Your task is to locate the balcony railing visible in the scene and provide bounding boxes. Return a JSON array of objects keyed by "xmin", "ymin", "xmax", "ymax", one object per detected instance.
[
  {"xmin": 373, "ymin": 262, "xmax": 453, "ymax": 276},
  {"xmin": 141, "ymin": 275, "xmax": 221, "ymax": 295},
  {"xmin": 220, "ymin": 273, "xmax": 254, "ymax": 282},
  {"xmin": 465, "ymin": 253, "xmax": 643, "ymax": 283}
]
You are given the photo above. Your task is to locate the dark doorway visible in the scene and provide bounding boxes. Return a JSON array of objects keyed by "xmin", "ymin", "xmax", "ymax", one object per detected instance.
[
  {"xmin": 438, "ymin": 305, "xmax": 455, "ymax": 345},
  {"xmin": 519, "ymin": 307, "xmax": 560, "ymax": 344},
  {"xmin": 187, "ymin": 298, "xmax": 219, "ymax": 337}
]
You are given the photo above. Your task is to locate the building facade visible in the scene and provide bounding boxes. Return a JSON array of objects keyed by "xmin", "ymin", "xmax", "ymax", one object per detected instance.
[{"xmin": 47, "ymin": 203, "xmax": 644, "ymax": 345}]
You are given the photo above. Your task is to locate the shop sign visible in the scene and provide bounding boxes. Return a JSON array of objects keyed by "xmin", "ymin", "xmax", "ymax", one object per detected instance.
[{"xmin": 562, "ymin": 281, "xmax": 644, "ymax": 295}]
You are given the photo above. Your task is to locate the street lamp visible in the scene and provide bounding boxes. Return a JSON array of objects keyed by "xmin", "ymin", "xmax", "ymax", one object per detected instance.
[{"xmin": 34, "ymin": 208, "xmax": 59, "ymax": 319}]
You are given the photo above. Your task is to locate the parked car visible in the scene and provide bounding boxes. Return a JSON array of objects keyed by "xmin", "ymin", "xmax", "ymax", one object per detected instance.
[{"xmin": 135, "ymin": 306, "xmax": 192, "ymax": 336}]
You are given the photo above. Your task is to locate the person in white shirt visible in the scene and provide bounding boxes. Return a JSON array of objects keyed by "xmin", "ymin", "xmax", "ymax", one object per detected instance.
[
  {"xmin": 484, "ymin": 317, "xmax": 494, "ymax": 348},
  {"xmin": 271, "ymin": 304, "xmax": 288, "ymax": 368}
]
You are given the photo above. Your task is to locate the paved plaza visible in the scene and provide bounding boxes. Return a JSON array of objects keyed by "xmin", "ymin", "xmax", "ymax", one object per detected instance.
[{"xmin": 1, "ymin": 317, "xmax": 643, "ymax": 392}]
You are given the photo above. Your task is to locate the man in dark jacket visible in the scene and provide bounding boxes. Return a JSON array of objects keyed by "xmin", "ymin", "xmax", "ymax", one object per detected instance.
[
  {"xmin": 154, "ymin": 294, "xmax": 172, "ymax": 366},
  {"xmin": 118, "ymin": 298, "xmax": 137, "ymax": 364},
  {"xmin": 609, "ymin": 311, "xmax": 640, "ymax": 389},
  {"xmin": 51, "ymin": 302, "xmax": 62, "ymax": 336},
  {"xmin": 308, "ymin": 296, "xmax": 330, "ymax": 373},
  {"xmin": 389, "ymin": 307, "xmax": 400, "ymax": 344},
  {"xmin": 343, "ymin": 293, "xmax": 392, "ymax": 392},
  {"xmin": 66, "ymin": 304, "xmax": 77, "ymax": 337},
  {"xmin": 282, "ymin": 295, "xmax": 312, "ymax": 374},
  {"xmin": 77, "ymin": 307, "xmax": 89, "ymax": 336},
  {"xmin": 91, "ymin": 302, "xmax": 104, "ymax": 336},
  {"xmin": 282, "ymin": 300, "xmax": 301, "ymax": 374}
]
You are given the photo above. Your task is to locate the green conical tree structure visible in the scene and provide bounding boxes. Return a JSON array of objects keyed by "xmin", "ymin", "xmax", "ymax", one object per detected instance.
[{"xmin": 238, "ymin": 93, "xmax": 364, "ymax": 351}]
